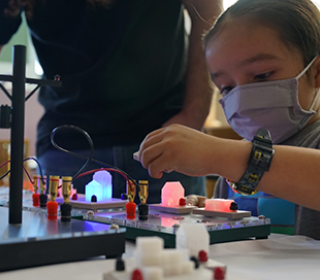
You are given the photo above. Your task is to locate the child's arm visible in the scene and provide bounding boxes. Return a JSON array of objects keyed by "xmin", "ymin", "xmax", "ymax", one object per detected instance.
[{"xmin": 138, "ymin": 124, "xmax": 320, "ymax": 211}]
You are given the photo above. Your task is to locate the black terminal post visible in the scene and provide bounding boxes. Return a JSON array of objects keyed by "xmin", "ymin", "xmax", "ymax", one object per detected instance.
[
  {"xmin": 138, "ymin": 180, "xmax": 149, "ymax": 221},
  {"xmin": 0, "ymin": 45, "xmax": 61, "ymax": 224}
]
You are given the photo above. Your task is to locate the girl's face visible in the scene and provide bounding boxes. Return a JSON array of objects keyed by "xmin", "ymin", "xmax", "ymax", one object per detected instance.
[{"xmin": 205, "ymin": 18, "xmax": 320, "ymax": 120}]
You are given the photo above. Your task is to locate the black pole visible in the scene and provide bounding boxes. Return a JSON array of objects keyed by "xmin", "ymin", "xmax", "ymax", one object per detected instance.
[{"xmin": 9, "ymin": 45, "xmax": 26, "ymax": 224}]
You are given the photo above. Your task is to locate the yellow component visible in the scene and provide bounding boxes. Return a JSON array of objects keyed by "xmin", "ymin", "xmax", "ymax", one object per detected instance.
[
  {"xmin": 127, "ymin": 180, "xmax": 136, "ymax": 202},
  {"xmin": 254, "ymin": 150, "xmax": 262, "ymax": 160},
  {"xmin": 49, "ymin": 175, "xmax": 60, "ymax": 202},
  {"xmin": 40, "ymin": 175, "xmax": 47, "ymax": 194},
  {"xmin": 248, "ymin": 173, "xmax": 259, "ymax": 183},
  {"xmin": 62, "ymin": 176, "xmax": 72, "ymax": 203},
  {"xmin": 139, "ymin": 180, "xmax": 149, "ymax": 205},
  {"xmin": 32, "ymin": 174, "xmax": 40, "ymax": 193}
]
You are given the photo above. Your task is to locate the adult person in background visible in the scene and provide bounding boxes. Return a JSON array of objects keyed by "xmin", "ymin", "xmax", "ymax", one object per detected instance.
[{"xmin": 0, "ymin": 0, "xmax": 223, "ymax": 202}]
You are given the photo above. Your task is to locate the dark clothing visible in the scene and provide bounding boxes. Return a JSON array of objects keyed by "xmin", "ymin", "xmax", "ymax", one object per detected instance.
[
  {"xmin": 1, "ymin": 0, "xmax": 206, "ymax": 198},
  {"xmin": 0, "ymin": 0, "xmax": 187, "ymax": 156}
]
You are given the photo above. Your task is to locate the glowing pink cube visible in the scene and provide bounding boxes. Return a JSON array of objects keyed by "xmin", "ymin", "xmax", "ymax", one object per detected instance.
[
  {"xmin": 161, "ymin": 182, "xmax": 185, "ymax": 207},
  {"xmin": 205, "ymin": 199, "xmax": 234, "ymax": 212}
]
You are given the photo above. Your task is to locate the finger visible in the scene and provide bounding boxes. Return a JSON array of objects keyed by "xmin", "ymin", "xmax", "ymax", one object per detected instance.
[
  {"xmin": 139, "ymin": 130, "xmax": 166, "ymax": 161},
  {"xmin": 147, "ymin": 153, "xmax": 175, "ymax": 179},
  {"xmin": 140, "ymin": 142, "xmax": 164, "ymax": 169}
]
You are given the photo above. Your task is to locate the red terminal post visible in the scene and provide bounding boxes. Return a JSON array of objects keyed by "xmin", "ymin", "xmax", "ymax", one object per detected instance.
[
  {"xmin": 47, "ymin": 201, "xmax": 59, "ymax": 220},
  {"xmin": 131, "ymin": 269, "xmax": 143, "ymax": 280},
  {"xmin": 179, "ymin": 198, "xmax": 186, "ymax": 206},
  {"xmin": 126, "ymin": 201, "xmax": 136, "ymax": 219},
  {"xmin": 47, "ymin": 175, "xmax": 59, "ymax": 220},
  {"xmin": 198, "ymin": 250, "xmax": 208, "ymax": 263},
  {"xmin": 214, "ymin": 267, "xmax": 225, "ymax": 280},
  {"xmin": 32, "ymin": 193, "xmax": 40, "ymax": 207},
  {"xmin": 32, "ymin": 175, "xmax": 40, "ymax": 206}
]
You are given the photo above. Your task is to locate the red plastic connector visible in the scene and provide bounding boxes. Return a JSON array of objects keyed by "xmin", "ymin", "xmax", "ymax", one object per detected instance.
[
  {"xmin": 71, "ymin": 193, "xmax": 78, "ymax": 200},
  {"xmin": 32, "ymin": 193, "xmax": 40, "ymax": 207},
  {"xmin": 131, "ymin": 269, "xmax": 143, "ymax": 280},
  {"xmin": 47, "ymin": 201, "xmax": 59, "ymax": 220},
  {"xmin": 126, "ymin": 202, "xmax": 136, "ymax": 219},
  {"xmin": 214, "ymin": 267, "xmax": 225, "ymax": 280},
  {"xmin": 179, "ymin": 198, "xmax": 186, "ymax": 206},
  {"xmin": 198, "ymin": 250, "xmax": 208, "ymax": 262}
]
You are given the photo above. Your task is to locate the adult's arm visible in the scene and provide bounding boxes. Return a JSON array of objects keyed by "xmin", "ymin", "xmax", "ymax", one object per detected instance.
[
  {"xmin": 162, "ymin": 0, "xmax": 223, "ymax": 131},
  {"xmin": 138, "ymin": 124, "xmax": 320, "ymax": 211}
]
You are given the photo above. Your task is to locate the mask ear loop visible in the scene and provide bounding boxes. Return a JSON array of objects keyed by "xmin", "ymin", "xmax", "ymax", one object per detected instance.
[
  {"xmin": 296, "ymin": 55, "xmax": 319, "ymax": 80},
  {"xmin": 310, "ymin": 88, "xmax": 320, "ymax": 111}
]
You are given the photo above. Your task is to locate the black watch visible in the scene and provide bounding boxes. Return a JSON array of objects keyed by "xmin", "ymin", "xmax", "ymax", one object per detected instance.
[{"xmin": 226, "ymin": 128, "xmax": 274, "ymax": 196}]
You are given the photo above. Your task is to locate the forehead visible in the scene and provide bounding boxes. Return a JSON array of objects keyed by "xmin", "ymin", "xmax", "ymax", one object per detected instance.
[{"xmin": 205, "ymin": 18, "xmax": 291, "ymax": 68}]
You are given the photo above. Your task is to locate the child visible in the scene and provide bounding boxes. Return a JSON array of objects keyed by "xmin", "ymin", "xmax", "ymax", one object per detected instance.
[{"xmin": 137, "ymin": 0, "xmax": 320, "ymax": 239}]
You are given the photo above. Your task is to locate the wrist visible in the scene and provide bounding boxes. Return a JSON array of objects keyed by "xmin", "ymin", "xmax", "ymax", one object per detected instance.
[{"xmin": 215, "ymin": 139, "xmax": 252, "ymax": 181}]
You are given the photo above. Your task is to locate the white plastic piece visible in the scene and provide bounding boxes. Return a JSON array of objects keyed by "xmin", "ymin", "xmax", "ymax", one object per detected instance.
[
  {"xmin": 85, "ymin": 170, "xmax": 112, "ymax": 202},
  {"xmin": 205, "ymin": 198, "xmax": 234, "ymax": 212},
  {"xmin": 182, "ymin": 261, "xmax": 195, "ymax": 274},
  {"xmin": 161, "ymin": 250, "xmax": 182, "ymax": 266},
  {"xmin": 201, "ymin": 258, "xmax": 227, "ymax": 272},
  {"xmin": 136, "ymin": 237, "xmax": 164, "ymax": 256},
  {"xmin": 134, "ymin": 251, "xmax": 162, "ymax": 266},
  {"xmin": 161, "ymin": 182, "xmax": 185, "ymax": 207},
  {"xmin": 141, "ymin": 267, "xmax": 163, "ymax": 280},
  {"xmin": 103, "ymin": 271, "xmax": 127, "ymax": 280},
  {"xmin": 131, "ymin": 236, "xmax": 196, "ymax": 279},
  {"xmin": 176, "ymin": 224, "xmax": 209, "ymax": 257},
  {"xmin": 133, "ymin": 151, "xmax": 139, "ymax": 161}
]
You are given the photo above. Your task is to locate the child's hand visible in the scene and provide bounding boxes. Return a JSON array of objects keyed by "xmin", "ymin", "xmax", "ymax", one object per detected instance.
[{"xmin": 138, "ymin": 124, "xmax": 219, "ymax": 178}]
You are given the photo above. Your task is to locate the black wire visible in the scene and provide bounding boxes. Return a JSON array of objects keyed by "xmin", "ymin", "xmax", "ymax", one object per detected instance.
[
  {"xmin": 50, "ymin": 125, "xmax": 94, "ymax": 180},
  {"xmin": 50, "ymin": 125, "xmax": 139, "ymax": 187},
  {"xmin": 0, "ymin": 170, "xmax": 10, "ymax": 181}
]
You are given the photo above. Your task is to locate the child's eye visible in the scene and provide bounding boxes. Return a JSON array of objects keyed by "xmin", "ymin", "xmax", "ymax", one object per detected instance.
[
  {"xmin": 221, "ymin": 86, "xmax": 234, "ymax": 96},
  {"xmin": 254, "ymin": 72, "xmax": 273, "ymax": 81}
]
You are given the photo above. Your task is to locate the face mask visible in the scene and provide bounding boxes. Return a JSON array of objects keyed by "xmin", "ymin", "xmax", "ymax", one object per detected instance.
[{"xmin": 219, "ymin": 56, "xmax": 320, "ymax": 143}]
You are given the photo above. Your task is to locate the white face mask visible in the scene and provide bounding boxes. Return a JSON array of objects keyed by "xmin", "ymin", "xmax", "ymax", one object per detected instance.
[{"xmin": 219, "ymin": 56, "xmax": 320, "ymax": 143}]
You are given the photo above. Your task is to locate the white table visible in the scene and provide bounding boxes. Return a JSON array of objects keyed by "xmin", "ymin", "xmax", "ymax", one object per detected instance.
[{"xmin": 1, "ymin": 234, "xmax": 319, "ymax": 280}]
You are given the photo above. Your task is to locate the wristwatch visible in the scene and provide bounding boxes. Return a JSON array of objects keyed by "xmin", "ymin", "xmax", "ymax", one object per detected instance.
[{"xmin": 226, "ymin": 128, "xmax": 274, "ymax": 196}]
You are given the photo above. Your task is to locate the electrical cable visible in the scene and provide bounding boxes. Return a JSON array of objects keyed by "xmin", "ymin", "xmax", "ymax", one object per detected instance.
[
  {"xmin": 51, "ymin": 125, "xmax": 94, "ymax": 180},
  {"xmin": 50, "ymin": 125, "xmax": 139, "ymax": 189},
  {"xmin": 24, "ymin": 157, "xmax": 46, "ymax": 185},
  {"xmin": 75, "ymin": 168, "xmax": 130, "ymax": 184},
  {"xmin": 0, "ymin": 160, "xmax": 33, "ymax": 184}
]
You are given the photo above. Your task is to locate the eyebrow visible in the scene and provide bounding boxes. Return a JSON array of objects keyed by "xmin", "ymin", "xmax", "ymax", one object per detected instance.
[
  {"xmin": 240, "ymin": 53, "xmax": 279, "ymax": 66},
  {"xmin": 210, "ymin": 53, "xmax": 279, "ymax": 80}
]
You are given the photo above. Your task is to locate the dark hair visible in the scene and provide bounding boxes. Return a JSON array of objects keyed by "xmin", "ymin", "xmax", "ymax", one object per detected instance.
[
  {"xmin": 205, "ymin": 0, "xmax": 320, "ymax": 66},
  {"xmin": 4, "ymin": 0, "xmax": 115, "ymax": 19}
]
